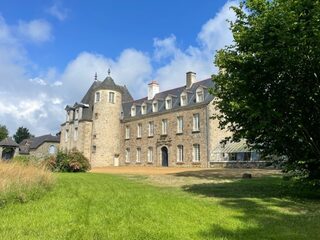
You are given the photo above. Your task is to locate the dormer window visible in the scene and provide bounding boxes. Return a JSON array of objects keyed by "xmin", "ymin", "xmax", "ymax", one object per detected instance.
[
  {"xmin": 95, "ymin": 91, "xmax": 101, "ymax": 103},
  {"xmin": 180, "ymin": 93, "xmax": 187, "ymax": 106},
  {"xmin": 66, "ymin": 111, "xmax": 70, "ymax": 122},
  {"xmin": 165, "ymin": 96, "xmax": 172, "ymax": 110},
  {"xmin": 152, "ymin": 101, "xmax": 158, "ymax": 112},
  {"xmin": 141, "ymin": 103, "xmax": 147, "ymax": 115},
  {"xmin": 131, "ymin": 105, "xmax": 136, "ymax": 117},
  {"xmin": 196, "ymin": 88, "xmax": 204, "ymax": 103}
]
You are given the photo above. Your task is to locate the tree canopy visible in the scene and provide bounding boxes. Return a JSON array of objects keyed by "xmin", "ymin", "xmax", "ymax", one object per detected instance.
[
  {"xmin": 213, "ymin": 0, "xmax": 320, "ymax": 179},
  {"xmin": 13, "ymin": 126, "xmax": 33, "ymax": 144},
  {"xmin": 0, "ymin": 124, "xmax": 8, "ymax": 141}
]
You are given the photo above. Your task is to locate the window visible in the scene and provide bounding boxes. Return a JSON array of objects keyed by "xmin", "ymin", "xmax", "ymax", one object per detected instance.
[
  {"xmin": 65, "ymin": 129, "xmax": 69, "ymax": 142},
  {"xmin": 137, "ymin": 123, "xmax": 142, "ymax": 138},
  {"xmin": 162, "ymin": 119, "xmax": 168, "ymax": 135},
  {"xmin": 48, "ymin": 145, "xmax": 56, "ymax": 155},
  {"xmin": 93, "ymin": 134, "xmax": 97, "ymax": 139},
  {"xmin": 92, "ymin": 145, "xmax": 97, "ymax": 153},
  {"xmin": 229, "ymin": 153, "xmax": 237, "ymax": 161},
  {"xmin": 196, "ymin": 88, "xmax": 204, "ymax": 102},
  {"xmin": 95, "ymin": 113, "xmax": 99, "ymax": 119},
  {"xmin": 109, "ymin": 92, "xmax": 115, "ymax": 103},
  {"xmin": 180, "ymin": 93, "xmax": 187, "ymax": 106},
  {"xmin": 95, "ymin": 91, "xmax": 100, "ymax": 102},
  {"xmin": 193, "ymin": 113, "xmax": 200, "ymax": 132},
  {"xmin": 125, "ymin": 126, "xmax": 130, "ymax": 139},
  {"xmin": 147, "ymin": 147, "xmax": 153, "ymax": 162},
  {"xmin": 75, "ymin": 109, "xmax": 79, "ymax": 120},
  {"xmin": 177, "ymin": 145, "xmax": 184, "ymax": 162},
  {"xmin": 165, "ymin": 96, "xmax": 172, "ymax": 109},
  {"xmin": 148, "ymin": 121, "xmax": 154, "ymax": 137},
  {"xmin": 74, "ymin": 127, "xmax": 78, "ymax": 141},
  {"xmin": 131, "ymin": 106, "xmax": 136, "ymax": 117},
  {"xmin": 177, "ymin": 116, "xmax": 183, "ymax": 133},
  {"xmin": 66, "ymin": 112, "xmax": 70, "ymax": 122},
  {"xmin": 136, "ymin": 148, "xmax": 141, "ymax": 162},
  {"xmin": 193, "ymin": 144, "xmax": 200, "ymax": 162},
  {"xmin": 125, "ymin": 148, "xmax": 130, "ymax": 162},
  {"xmin": 244, "ymin": 152, "xmax": 251, "ymax": 161},
  {"xmin": 141, "ymin": 103, "xmax": 147, "ymax": 115},
  {"xmin": 152, "ymin": 101, "xmax": 158, "ymax": 112}
]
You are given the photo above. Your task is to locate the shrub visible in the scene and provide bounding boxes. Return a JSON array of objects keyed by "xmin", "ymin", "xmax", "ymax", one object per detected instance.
[
  {"xmin": 44, "ymin": 149, "xmax": 90, "ymax": 172},
  {"xmin": 0, "ymin": 162, "xmax": 54, "ymax": 206}
]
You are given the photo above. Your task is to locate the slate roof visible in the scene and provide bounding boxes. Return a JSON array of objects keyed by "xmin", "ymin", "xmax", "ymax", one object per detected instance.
[
  {"xmin": 122, "ymin": 78, "xmax": 215, "ymax": 120},
  {"xmin": 19, "ymin": 134, "xmax": 60, "ymax": 154},
  {"xmin": 65, "ymin": 76, "xmax": 134, "ymax": 121},
  {"xmin": 0, "ymin": 137, "xmax": 19, "ymax": 147}
]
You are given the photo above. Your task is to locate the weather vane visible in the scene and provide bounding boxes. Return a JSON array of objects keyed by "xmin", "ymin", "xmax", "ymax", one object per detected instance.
[
  {"xmin": 108, "ymin": 68, "xmax": 111, "ymax": 76},
  {"xmin": 94, "ymin": 72, "xmax": 97, "ymax": 81}
]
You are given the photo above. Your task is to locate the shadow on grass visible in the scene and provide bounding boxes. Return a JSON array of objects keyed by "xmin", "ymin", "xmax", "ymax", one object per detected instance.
[{"xmin": 182, "ymin": 177, "xmax": 320, "ymax": 239}]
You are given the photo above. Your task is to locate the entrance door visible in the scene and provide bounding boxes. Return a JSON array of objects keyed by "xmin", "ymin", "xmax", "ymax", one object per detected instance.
[
  {"xmin": 161, "ymin": 146, "xmax": 168, "ymax": 167},
  {"xmin": 114, "ymin": 155, "xmax": 119, "ymax": 167}
]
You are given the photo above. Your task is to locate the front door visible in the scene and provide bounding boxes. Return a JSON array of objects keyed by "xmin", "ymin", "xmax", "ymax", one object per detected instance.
[{"xmin": 161, "ymin": 146, "xmax": 168, "ymax": 167}]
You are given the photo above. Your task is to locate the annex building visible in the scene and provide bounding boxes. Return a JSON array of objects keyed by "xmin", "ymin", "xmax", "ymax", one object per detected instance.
[{"xmin": 60, "ymin": 71, "xmax": 260, "ymax": 168}]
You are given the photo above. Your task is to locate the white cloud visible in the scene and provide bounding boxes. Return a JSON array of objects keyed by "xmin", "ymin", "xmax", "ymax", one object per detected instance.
[
  {"xmin": 29, "ymin": 77, "xmax": 47, "ymax": 86},
  {"xmin": 51, "ymin": 81, "xmax": 63, "ymax": 86},
  {"xmin": 17, "ymin": 19, "xmax": 52, "ymax": 43},
  {"xmin": 47, "ymin": 3, "xmax": 68, "ymax": 21}
]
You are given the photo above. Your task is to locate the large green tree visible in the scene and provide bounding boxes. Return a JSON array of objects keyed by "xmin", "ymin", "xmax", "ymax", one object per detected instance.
[
  {"xmin": 0, "ymin": 124, "xmax": 8, "ymax": 141},
  {"xmin": 13, "ymin": 126, "xmax": 33, "ymax": 144},
  {"xmin": 213, "ymin": 0, "xmax": 320, "ymax": 179}
]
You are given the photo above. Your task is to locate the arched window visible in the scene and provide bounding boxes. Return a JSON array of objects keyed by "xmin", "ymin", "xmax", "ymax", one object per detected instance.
[
  {"xmin": 141, "ymin": 103, "xmax": 147, "ymax": 115},
  {"xmin": 180, "ymin": 92, "xmax": 188, "ymax": 106},
  {"xmin": 48, "ymin": 145, "xmax": 56, "ymax": 155},
  {"xmin": 165, "ymin": 96, "xmax": 172, "ymax": 110},
  {"xmin": 152, "ymin": 100, "xmax": 158, "ymax": 112},
  {"xmin": 196, "ymin": 87, "xmax": 204, "ymax": 103},
  {"xmin": 131, "ymin": 105, "xmax": 136, "ymax": 117}
]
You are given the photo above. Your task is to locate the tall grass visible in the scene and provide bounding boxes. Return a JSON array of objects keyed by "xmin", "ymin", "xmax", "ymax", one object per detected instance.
[{"xmin": 0, "ymin": 162, "xmax": 54, "ymax": 206}]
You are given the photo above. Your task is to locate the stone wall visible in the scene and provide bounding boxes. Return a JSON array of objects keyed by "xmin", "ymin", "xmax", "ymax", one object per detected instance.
[
  {"xmin": 120, "ymin": 104, "xmax": 209, "ymax": 167},
  {"xmin": 29, "ymin": 142, "xmax": 60, "ymax": 159},
  {"xmin": 90, "ymin": 89, "xmax": 122, "ymax": 167}
]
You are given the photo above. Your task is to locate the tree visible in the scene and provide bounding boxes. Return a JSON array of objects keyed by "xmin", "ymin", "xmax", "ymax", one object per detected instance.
[
  {"xmin": 0, "ymin": 124, "xmax": 8, "ymax": 141},
  {"xmin": 13, "ymin": 126, "xmax": 32, "ymax": 144},
  {"xmin": 213, "ymin": 0, "xmax": 320, "ymax": 179}
]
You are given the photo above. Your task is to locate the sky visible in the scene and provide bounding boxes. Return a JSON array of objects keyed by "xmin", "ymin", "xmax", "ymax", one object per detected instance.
[{"xmin": 0, "ymin": 0, "xmax": 237, "ymax": 136}]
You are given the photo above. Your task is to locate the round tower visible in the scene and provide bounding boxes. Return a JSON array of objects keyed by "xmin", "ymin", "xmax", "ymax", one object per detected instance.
[{"xmin": 90, "ymin": 74, "xmax": 123, "ymax": 167}]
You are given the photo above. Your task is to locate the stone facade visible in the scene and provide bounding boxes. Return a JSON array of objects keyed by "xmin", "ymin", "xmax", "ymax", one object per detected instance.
[
  {"xmin": 60, "ymin": 72, "xmax": 259, "ymax": 168},
  {"xmin": 29, "ymin": 142, "xmax": 60, "ymax": 159}
]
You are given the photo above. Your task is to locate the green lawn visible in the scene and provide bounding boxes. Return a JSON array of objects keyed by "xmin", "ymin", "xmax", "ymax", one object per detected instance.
[{"xmin": 0, "ymin": 173, "xmax": 319, "ymax": 240}]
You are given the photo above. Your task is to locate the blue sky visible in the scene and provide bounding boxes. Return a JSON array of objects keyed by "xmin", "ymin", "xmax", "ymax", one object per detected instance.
[{"xmin": 0, "ymin": 0, "xmax": 236, "ymax": 136}]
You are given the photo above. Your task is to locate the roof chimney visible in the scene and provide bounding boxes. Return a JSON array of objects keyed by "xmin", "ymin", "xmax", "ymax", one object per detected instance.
[
  {"xmin": 186, "ymin": 71, "xmax": 196, "ymax": 88},
  {"xmin": 148, "ymin": 80, "xmax": 160, "ymax": 100}
]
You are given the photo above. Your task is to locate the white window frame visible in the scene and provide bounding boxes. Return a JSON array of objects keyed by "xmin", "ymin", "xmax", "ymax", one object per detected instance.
[
  {"xmin": 177, "ymin": 145, "xmax": 184, "ymax": 162},
  {"xmin": 152, "ymin": 101, "xmax": 158, "ymax": 112},
  {"xmin": 162, "ymin": 119, "xmax": 168, "ymax": 135},
  {"xmin": 125, "ymin": 126, "xmax": 130, "ymax": 139},
  {"xmin": 165, "ymin": 96, "xmax": 172, "ymax": 110},
  {"xmin": 95, "ymin": 91, "xmax": 101, "ymax": 103},
  {"xmin": 193, "ymin": 144, "xmax": 200, "ymax": 162},
  {"xmin": 131, "ymin": 106, "xmax": 136, "ymax": 117},
  {"xmin": 147, "ymin": 147, "xmax": 153, "ymax": 163},
  {"xmin": 180, "ymin": 93, "xmax": 187, "ymax": 106},
  {"xmin": 177, "ymin": 116, "xmax": 183, "ymax": 133},
  {"xmin": 48, "ymin": 145, "xmax": 56, "ymax": 155},
  {"xmin": 193, "ymin": 113, "xmax": 200, "ymax": 131},
  {"xmin": 141, "ymin": 103, "xmax": 147, "ymax": 115},
  {"xmin": 109, "ymin": 92, "xmax": 115, "ymax": 103},
  {"xmin": 125, "ymin": 148, "xmax": 130, "ymax": 162},
  {"xmin": 148, "ymin": 121, "xmax": 154, "ymax": 137},
  {"xmin": 196, "ymin": 88, "xmax": 204, "ymax": 103},
  {"xmin": 137, "ymin": 123, "xmax": 142, "ymax": 138},
  {"xmin": 136, "ymin": 148, "xmax": 141, "ymax": 163}
]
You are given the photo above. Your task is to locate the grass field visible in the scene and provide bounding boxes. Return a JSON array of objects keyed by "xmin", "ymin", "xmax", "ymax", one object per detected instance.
[{"xmin": 0, "ymin": 171, "xmax": 319, "ymax": 240}]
